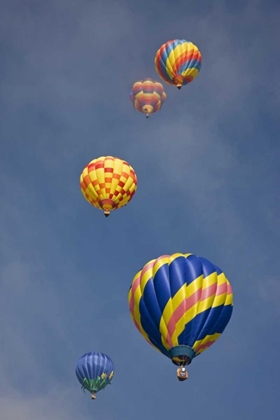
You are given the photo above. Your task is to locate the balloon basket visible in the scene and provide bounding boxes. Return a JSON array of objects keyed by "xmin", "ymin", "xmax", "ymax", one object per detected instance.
[{"xmin": 176, "ymin": 366, "xmax": 188, "ymax": 381}]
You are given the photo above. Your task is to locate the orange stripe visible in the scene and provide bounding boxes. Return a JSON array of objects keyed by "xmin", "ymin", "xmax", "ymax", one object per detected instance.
[
  {"xmin": 166, "ymin": 280, "xmax": 222, "ymax": 338},
  {"xmin": 129, "ymin": 275, "xmax": 140, "ymax": 313},
  {"xmin": 195, "ymin": 340, "xmax": 215, "ymax": 353},
  {"xmin": 200, "ymin": 283, "xmax": 217, "ymax": 300},
  {"xmin": 216, "ymin": 281, "xmax": 228, "ymax": 296},
  {"xmin": 167, "ymin": 287, "xmax": 202, "ymax": 337},
  {"xmin": 129, "ymin": 261, "xmax": 154, "ymax": 313},
  {"xmin": 227, "ymin": 283, "xmax": 233, "ymax": 294}
]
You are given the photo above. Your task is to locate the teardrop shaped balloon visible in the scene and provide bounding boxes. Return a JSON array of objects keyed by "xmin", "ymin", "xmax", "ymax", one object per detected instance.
[
  {"xmin": 154, "ymin": 39, "xmax": 202, "ymax": 89},
  {"xmin": 80, "ymin": 156, "xmax": 138, "ymax": 217},
  {"xmin": 130, "ymin": 78, "xmax": 166, "ymax": 118},
  {"xmin": 128, "ymin": 253, "xmax": 233, "ymax": 381},
  {"xmin": 75, "ymin": 352, "xmax": 114, "ymax": 400}
]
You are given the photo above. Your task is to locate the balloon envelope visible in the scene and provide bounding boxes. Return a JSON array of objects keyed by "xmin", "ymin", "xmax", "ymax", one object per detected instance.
[
  {"xmin": 130, "ymin": 78, "xmax": 166, "ymax": 117},
  {"xmin": 80, "ymin": 156, "xmax": 138, "ymax": 217},
  {"xmin": 76, "ymin": 352, "xmax": 114, "ymax": 396},
  {"xmin": 128, "ymin": 253, "xmax": 233, "ymax": 366},
  {"xmin": 154, "ymin": 39, "xmax": 202, "ymax": 89}
]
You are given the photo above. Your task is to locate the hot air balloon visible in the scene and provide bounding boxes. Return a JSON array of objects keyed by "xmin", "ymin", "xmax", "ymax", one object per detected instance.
[
  {"xmin": 154, "ymin": 40, "xmax": 202, "ymax": 89},
  {"xmin": 130, "ymin": 78, "xmax": 166, "ymax": 118},
  {"xmin": 76, "ymin": 352, "xmax": 114, "ymax": 400},
  {"xmin": 128, "ymin": 253, "xmax": 233, "ymax": 381},
  {"xmin": 80, "ymin": 156, "xmax": 138, "ymax": 217}
]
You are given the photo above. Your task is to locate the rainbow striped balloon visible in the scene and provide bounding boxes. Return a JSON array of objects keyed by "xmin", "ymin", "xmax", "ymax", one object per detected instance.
[
  {"xmin": 80, "ymin": 156, "xmax": 138, "ymax": 217},
  {"xmin": 154, "ymin": 39, "xmax": 202, "ymax": 89},
  {"xmin": 130, "ymin": 78, "xmax": 166, "ymax": 118},
  {"xmin": 128, "ymin": 253, "xmax": 233, "ymax": 371}
]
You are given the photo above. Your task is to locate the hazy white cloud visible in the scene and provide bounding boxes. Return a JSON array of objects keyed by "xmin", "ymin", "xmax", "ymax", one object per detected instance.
[{"xmin": 0, "ymin": 387, "xmax": 87, "ymax": 420}]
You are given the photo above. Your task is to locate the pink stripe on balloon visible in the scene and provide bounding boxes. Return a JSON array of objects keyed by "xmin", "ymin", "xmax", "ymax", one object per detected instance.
[
  {"xmin": 141, "ymin": 260, "xmax": 155, "ymax": 278},
  {"xmin": 129, "ymin": 273, "xmax": 140, "ymax": 314},
  {"xmin": 155, "ymin": 255, "xmax": 171, "ymax": 268},
  {"xmin": 216, "ymin": 281, "xmax": 228, "ymax": 296},
  {"xmin": 130, "ymin": 273, "xmax": 141, "ymax": 296},
  {"xmin": 195, "ymin": 340, "xmax": 215, "ymax": 353},
  {"xmin": 166, "ymin": 280, "xmax": 224, "ymax": 342},
  {"xmin": 167, "ymin": 287, "xmax": 202, "ymax": 340},
  {"xmin": 227, "ymin": 283, "xmax": 233, "ymax": 295},
  {"xmin": 129, "ymin": 261, "xmax": 155, "ymax": 313},
  {"xmin": 200, "ymin": 283, "xmax": 217, "ymax": 300}
]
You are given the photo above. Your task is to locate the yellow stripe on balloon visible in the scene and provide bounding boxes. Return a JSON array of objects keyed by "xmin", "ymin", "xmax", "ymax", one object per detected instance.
[
  {"xmin": 151, "ymin": 254, "xmax": 184, "ymax": 348},
  {"xmin": 140, "ymin": 262, "xmax": 156, "ymax": 291},
  {"xmin": 171, "ymin": 302, "xmax": 201, "ymax": 345},
  {"xmin": 95, "ymin": 167, "xmax": 105, "ymax": 198},
  {"xmin": 225, "ymin": 292, "xmax": 233, "ymax": 306},
  {"xmin": 181, "ymin": 67, "xmax": 200, "ymax": 78},
  {"xmin": 193, "ymin": 276, "xmax": 232, "ymax": 351},
  {"xmin": 164, "ymin": 42, "xmax": 186, "ymax": 79},
  {"xmin": 85, "ymin": 184, "xmax": 99, "ymax": 201},
  {"xmin": 130, "ymin": 282, "xmax": 148, "ymax": 338},
  {"xmin": 129, "ymin": 272, "xmax": 162, "ymax": 355},
  {"xmin": 196, "ymin": 272, "xmax": 219, "ymax": 313},
  {"xmin": 116, "ymin": 162, "xmax": 131, "ymax": 204},
  {"xmin": 164, "ymin": 284, "xmax": 188, "ymax": 324},
  {"xmin": 88, "ymin": 166, "xmax": 97, "ymax": 182},
  {"xmin": 112, "ymin": 161, "xmax": 128, "ymax": 203},
  {"xmin": 158, "ymin": 312, "xmax": 172, "ymax": 350},
  {"xmin": 161, "ymin": 268, "xmax": 203, "ymax": 329},
  {"xmin": 202, "ymin": 272, "xmax": 219, "ymax": 289},
  {"xmin": 159, "ymin": 284, "xmax": 187, "ymax": 348},
  {"xmin": 168, "ymin": 272, "xmax": 218, "ymax": 344},
  {"xmin": 170, "ymin": 281, "xmax": 203, "ymax": 343},
  {"xmin": 211, "ymin": 274, "xmax": 228, "ymax": 309},
  {"xmin": 164, "ymin": 45, "xmax": 177, "ymax": 79},
  {"xmin": 225, "ymin": 280, "xmax": 234, "ymax": 306},
  {"xmin": 193, "ymin": 332, "xmax": 221, "ymax": 354},
  {"xmin": 84, "ymin": 177, "xmax": 99, "ymax": 200},
  {"xmin": 170, "ymin": 252, "xmax": 192, "ymax": 263},
  {"xmin": 152, "ymin": 256, "xmax": 170, "ymax": 275},
  {"xmin": 109, "ymin": 173, "xmax": 120, "ymax": 196},
  {"xmin": 80, "ymin": 169, "xmax": 99, "ymax": 202},
  {"xmin": 160, "ymin": 276, "xmax": 202, "ymax": 346}
]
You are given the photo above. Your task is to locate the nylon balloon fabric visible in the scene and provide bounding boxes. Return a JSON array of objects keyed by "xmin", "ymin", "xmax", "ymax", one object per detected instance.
[
  {"xmin": 80, "ymin": 156, "xmax": 138, "ymax": 217},
  {"xmin": 154, "ymin": 40, "xmax": 202, "ymax": 89},
  {"xmin": 76, "ymin": 352, "xmax": 114, "ymax": 395},
  {"xmin": 128, "ymin": 253, "xmax": 233, "ymax": 365},
  {"xmin": 130, "ymin": 78, "xmax": 166, "ymax": 117}
]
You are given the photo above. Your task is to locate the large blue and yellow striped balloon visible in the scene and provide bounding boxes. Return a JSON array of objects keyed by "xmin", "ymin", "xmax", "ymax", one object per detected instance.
[
  {"xmin": 128, "ymin": 253, "xmax": 233, "ymax": 369},
  {"xmin": 76, "ymin": 352, "xmax": 114, "ymax": 399},
  {"xmin": 154, "ymin": 39, "xmax": 202, "ymax": 89}
]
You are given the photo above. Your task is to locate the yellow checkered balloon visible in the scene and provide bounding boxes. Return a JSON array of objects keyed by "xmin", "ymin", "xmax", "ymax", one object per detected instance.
[{"xmin": 80, "ymin": 156, "xmax": 138, "ymax": 217}]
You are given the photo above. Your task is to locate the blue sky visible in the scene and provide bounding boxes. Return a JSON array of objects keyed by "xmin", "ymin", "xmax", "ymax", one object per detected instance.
[{"xmin": 0, "ymin": 0, "xmax": 279, "ymax": 418}]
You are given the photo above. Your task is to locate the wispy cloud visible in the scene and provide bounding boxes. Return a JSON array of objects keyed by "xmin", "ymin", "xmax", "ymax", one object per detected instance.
[{"xmin": 0, "ymin": 387, "xmax": 87, "ymax": 420}]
